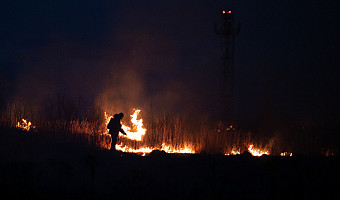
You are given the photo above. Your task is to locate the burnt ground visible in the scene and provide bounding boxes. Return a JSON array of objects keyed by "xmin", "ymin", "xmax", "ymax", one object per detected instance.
[{"xmin": 0, "ymin": 128, "xmax": 339, "ymax": 200}]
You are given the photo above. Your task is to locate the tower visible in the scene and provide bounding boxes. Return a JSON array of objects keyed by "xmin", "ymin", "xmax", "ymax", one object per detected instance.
[{"xmin": 215, "ymin": 9, "xmax": 240, "ymax": 121}]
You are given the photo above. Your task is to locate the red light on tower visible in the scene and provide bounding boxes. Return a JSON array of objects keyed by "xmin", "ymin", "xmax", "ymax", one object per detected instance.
[{"xmin": 222, "ymin": 10, "xmax": 232, "ymax": 14}]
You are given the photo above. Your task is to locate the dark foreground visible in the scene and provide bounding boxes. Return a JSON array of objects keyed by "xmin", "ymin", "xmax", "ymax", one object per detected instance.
[{"xmin": 0, "ymin": 129, "xmax": 339, "ymax": 200}]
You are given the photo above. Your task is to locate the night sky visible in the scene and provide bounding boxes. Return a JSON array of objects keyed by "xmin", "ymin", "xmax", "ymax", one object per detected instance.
[{"xmin": 1, "ymin": 0, "xmax": 339, "ymax": 127}]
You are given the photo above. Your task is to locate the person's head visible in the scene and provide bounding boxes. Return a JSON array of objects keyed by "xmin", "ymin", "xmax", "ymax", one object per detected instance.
[{"xmin": 118, "ymin": 113, "xmax": 124, "ymax": 119}]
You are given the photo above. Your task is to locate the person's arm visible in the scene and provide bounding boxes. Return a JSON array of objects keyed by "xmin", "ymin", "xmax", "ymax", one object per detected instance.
[{"xmin": 119, "ymin": 125, "xmax": 127, "ymax": 135}]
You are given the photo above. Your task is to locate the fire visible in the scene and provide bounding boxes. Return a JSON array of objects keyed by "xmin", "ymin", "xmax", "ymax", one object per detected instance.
[
  {"xmin": 121, "ymin": 109, "xmax": 146, "ymax": 141},
  {"xmin": 105, "ymin": 109, "xmax": 146, "ymax": 141},
  {"xmin": 280, "ymin": 152, "xmax": 293, "ymax": 156},
  {"xmin": 115, "ymin": 143, "xmax": 195, "ymax": 156},
  {"xmin": 16, "ymin": 119, "xmax": 35, "ymax": 131},
  {"xmin": 104, "ymin": 112, "xmax": 112, "ymax": 132},
  {"xmin": 248, "ymin": 144, "xmax": 270, "ymax": 156},
  {"xmin": 115, "ymin": 143, "xmax": 154, "ymax": 156},
  {"xmin": 225, "ymin": 148, "xmax": 240, "ymax": 156},
  {"xmin": 104, "ymin": 109, "xmax": 196, "ymax": 154},
  {"xmin": 161, "ymin": 143, "xmax": 195, "ymax": 154}
]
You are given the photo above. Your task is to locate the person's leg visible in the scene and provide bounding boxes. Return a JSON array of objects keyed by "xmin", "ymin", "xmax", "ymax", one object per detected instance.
[
  {"xmin": 111, "ymin": 135, "xmax": 117, "ymax": 150},
  {"xmin": 111, "ymin": 131, "xmax": 119, "ymax": 151}
]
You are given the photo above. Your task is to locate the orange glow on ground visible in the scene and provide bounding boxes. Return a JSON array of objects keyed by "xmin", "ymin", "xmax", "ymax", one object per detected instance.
[{"xmin": 115, "ymin": 143, "xmax": 195, "ymax": 156}]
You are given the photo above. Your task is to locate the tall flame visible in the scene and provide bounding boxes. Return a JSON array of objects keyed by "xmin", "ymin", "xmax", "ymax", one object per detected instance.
[
  {"xmin": 104, "ymin": 109, "xmax": 195, "ymax": 155},
  {"xmin": 121, "ymin": 109, "xmax": 146, "ymax": 141},
  {"xmin": 105, "ymin": 109, "xmax": 146, "ymax": 141}
]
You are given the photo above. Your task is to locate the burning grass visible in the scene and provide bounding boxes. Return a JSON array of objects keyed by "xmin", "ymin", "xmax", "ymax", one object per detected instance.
[
  {"xmin": 16, "ymin": 118, "xmax": 36, "ymax": 131},
  {"xmin": 247, "ymin": 144, "xmax": 270, "ymax": 156},
  {"xmin": 104, "ymin": 109, "xmax": 196, "ymax": 155},
  {"xmin": 0, "ymin": 97, "xmax": 338, "ymax": 156},
  {"xmin": 2, "ymin": 109, "xmax": 279, "ymax": 156}
]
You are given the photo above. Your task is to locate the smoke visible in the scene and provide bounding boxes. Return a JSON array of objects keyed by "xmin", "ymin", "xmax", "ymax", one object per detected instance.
[
  {"xmin": 4, "ymin": 0, "xmax": 223, "ymax": 122},
  {"xmin": 93, "ymin": 0, "xmax": 222, "ymax": 119},
  {"xmin": 94, "ymin": 29, "xmax": 186, "ymax": 116},
  {"xmin": 12, "ymin": 38, "xmax": 107, "ymax": 105}
]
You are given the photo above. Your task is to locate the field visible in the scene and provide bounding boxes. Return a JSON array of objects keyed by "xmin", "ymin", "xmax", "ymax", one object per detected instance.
[
  {"xmin": 0, "ymin": 127, "xmax": 339, "ymax": 200},
  {"xmin": 0, "ymin": 99, "xmax": 339, "ymax": 199},
  {"xmin": 1, "ymin": 1, "xmax": 340, "ymax": 199},
  {"xmin": 1, "ymin": 98, "xmax": 338, "ymax": 156}
]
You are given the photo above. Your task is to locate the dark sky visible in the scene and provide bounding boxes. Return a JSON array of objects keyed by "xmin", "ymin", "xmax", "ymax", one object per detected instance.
[{"xmin": 1, "ymin": 0, "xmax": 339, "ymax": 125}]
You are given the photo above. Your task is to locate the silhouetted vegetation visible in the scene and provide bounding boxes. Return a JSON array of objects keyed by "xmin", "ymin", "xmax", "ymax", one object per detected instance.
[{"xmin": 0, "ymin": 96, "xmax": 338, "ymax": 155}]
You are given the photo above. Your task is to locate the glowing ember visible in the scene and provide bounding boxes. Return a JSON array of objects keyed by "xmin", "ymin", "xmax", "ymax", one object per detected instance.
[
  {"xmin": 16, "ymin": 119, "xmax": 35, "ymax": 131},
  {"xmin": 248, "ymin": 144, "xmax": 270, "ymax": 156},
  {"xmin": 280, "ymin": 152, "xmax": 293, "ymax": 156},
  {"xmin": 324, "ymin": 149, "xmax": 335, "ymax": 156},
  {"xmin": 226, "ymin": 125, "xmax": 235, "ymax": 131}
]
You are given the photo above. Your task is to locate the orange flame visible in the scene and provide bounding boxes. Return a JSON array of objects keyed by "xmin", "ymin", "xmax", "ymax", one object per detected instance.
[
  {"xmin": 225, "ymin": 148, "xmax": 240, "ymax": 156},
  {"xmin": 280, "ymin": 152, "xmax": 293, "ymax": 156},
  {"xmin": 16, "ymin": 119, "xmax": 35, "ymax": 131},
  {"xmin": 104, "ymin": 109, "xmax": 146, "ymax": 141},
  {"xmin": 160, "ymin": 143, "xmax": 195, "ymax": 154},
  {"xmin": 121, "ymin": 109, "xmax": 146, "ymax": 141},
  {"xmin": 104, "ymin": 109, "xmax": 195, "ymax": 154},
  {"xmin": 248, "ymin": 144, "xmax": 270, "ymax": 156},
  {"xmin": 115, "ymin": 143, "xmax": 195, "ymax": 156},
  {"xmin": 115, "ymin": 143, "xmax": 154, "ymax": 156}
]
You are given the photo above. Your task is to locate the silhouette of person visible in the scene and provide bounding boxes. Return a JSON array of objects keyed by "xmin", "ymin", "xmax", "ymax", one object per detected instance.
[{"xmin": 107, "ymin": 113, "xmax": 127, "ymax": 150}]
